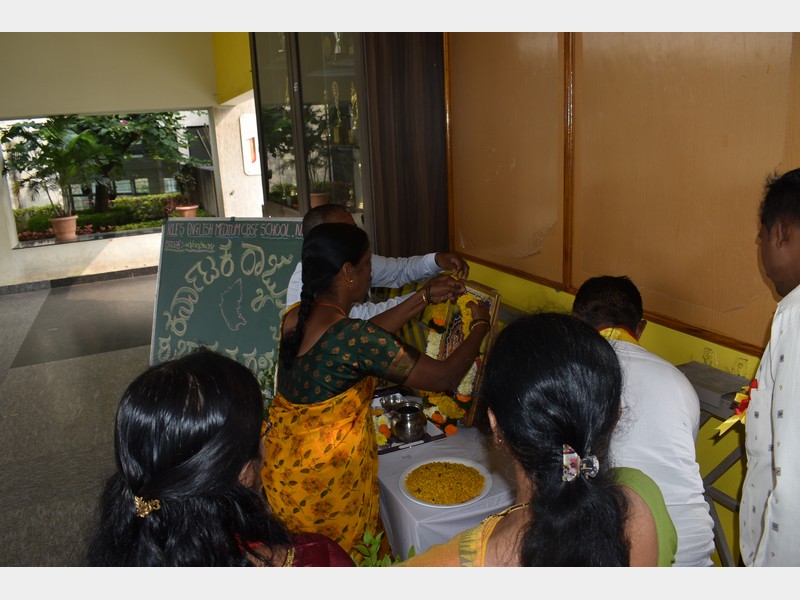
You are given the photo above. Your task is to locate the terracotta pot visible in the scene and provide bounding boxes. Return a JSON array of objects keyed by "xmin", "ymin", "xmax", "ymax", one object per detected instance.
[
  {"xmin": 49, "ymin": 215, "xmax": 78, "ymax": 242},
  {"xmin": 310, "ymin": 192, "xmax": 330, "ymax": 208},
  {"xmin": 175, "ymin": 205, "xmax": 199, "ymax": 218}
]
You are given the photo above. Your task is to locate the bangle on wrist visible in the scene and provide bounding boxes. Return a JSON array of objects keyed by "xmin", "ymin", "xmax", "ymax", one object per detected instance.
[
  {"xmin": 423, "ymin": 284, "xmax": 432, "ymax": 304},
  {"xmin": 470, "ymin": 318, "xmax": 490, "ymax": 332}
]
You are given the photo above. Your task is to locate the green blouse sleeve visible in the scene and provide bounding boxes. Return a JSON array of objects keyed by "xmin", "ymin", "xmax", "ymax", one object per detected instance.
[
  {"xmin": 353, "ymin": 320, "xmax": 421, "ymax": 382},
  {"xmin": 613, "ymin": 466, "xmax": 678, "ymax": 566}
]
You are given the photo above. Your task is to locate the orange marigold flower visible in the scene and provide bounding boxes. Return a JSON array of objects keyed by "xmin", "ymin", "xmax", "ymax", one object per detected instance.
[
  {"xmin": 444, "ymin": 424, "xmax": 458, "ymax": 436},
  {"xmin": 378, "ymin": 424, "xmax": 391, "ymax": 437},
  {"xmin": 431, "ymin": 412, "xmax": 445, "ymax": 424},
  {"xmin": 456, "ymin": 393, "xmax": 471, "ymax": 403}
]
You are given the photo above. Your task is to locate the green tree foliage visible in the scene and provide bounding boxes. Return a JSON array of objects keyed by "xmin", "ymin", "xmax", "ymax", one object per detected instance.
[
  {"xmin": 1, "ymin": 116, "xmax": 104, "ymax": 216},
  {"xmin": 260, "ymin": 103, "xmax": 333, "ymax": 192},
  {"xmin": 1, "ymin": 112, "xmax": 209, "ymax": 214},
  {"xmin": 72, "ymin": 112, "xmax": 208, "ymax": 212}
]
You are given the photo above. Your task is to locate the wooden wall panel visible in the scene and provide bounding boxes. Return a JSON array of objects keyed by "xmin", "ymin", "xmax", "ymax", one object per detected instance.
[
  {"xmin": 572, "ymin": 33, "xmax": 797, "ymax": 349},
  {"xmin": 447, "ymin": 33, "xmax": 564, "ymax": 284},
  {"xmin": 446, "ymin": 32, "xmax": 800, "ymax": 352}
]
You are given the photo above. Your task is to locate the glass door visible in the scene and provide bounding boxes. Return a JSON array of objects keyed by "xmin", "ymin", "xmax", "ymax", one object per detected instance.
[{"xmin": 251, "ymin": 32, "xmax": 368, "ymax": 225}]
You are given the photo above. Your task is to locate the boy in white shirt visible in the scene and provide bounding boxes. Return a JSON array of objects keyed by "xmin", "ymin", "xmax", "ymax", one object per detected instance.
[{"xmin": 740, "ymin": 167, "xmax": 800, "ymax": 566}]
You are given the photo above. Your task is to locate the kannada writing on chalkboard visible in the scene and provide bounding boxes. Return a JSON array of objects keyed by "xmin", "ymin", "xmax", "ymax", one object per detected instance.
[{"xmin": 150, "ymin": 218, "xmax": 303, "ymax": 382}]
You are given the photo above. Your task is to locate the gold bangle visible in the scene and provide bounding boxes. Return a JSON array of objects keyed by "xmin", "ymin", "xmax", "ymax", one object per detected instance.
[
  {"xmin": 470, "ymin": 319, "xmax": 490, "ymax": 332},
  {"xmin": 420, "ymin": 288, "xmax": 429, "ymax": 304}
]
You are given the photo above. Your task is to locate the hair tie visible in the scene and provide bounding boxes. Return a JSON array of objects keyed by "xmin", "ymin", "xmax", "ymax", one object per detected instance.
[
  {"xmin": 562, "ymin": 444, "xmax": 600, "ymax": 482},
  {"xmin": 134, "ymin": 496, "xmax": 162, "ymax": 518}
]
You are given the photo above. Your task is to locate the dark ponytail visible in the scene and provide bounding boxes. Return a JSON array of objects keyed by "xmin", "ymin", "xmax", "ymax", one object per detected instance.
[
  {"xmin": 481, "ymin": 312, "xmax": 630, "ymax": 566},
  {"xmin": 280, "ymin": 222, "xmax": 370, "ymax": 369}
]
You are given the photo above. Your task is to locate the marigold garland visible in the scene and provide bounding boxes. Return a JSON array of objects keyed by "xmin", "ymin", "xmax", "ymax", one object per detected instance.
[
  {"xmin": 456, "ymin": 293, "xmax": 481, "ymax": 335},
  {"xmin": 420, "ymin": 291, "xmax": 490, "ymax": 436},
  {"xmin": 426, "ymin": 302, "xmax": 449, "ymax": 334},
  {"xmin": 428, "ymin": 393, "xmax": 466, "ymax": 420}
]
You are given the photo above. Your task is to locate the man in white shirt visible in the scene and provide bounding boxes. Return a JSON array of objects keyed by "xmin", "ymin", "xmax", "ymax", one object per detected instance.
[
  {"xmin": 286, "ymin": 204, "xmax": 468, "ymax": 327},
  {"xmin": 573, "ymin": 275, "xmax": 715, "ymax": 566},
  {"xmin": 740, "ymin": 167, "xmax": 800, "ymax": 566}
]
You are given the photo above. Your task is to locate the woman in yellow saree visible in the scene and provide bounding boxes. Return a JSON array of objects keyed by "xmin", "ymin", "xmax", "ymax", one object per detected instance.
[{"xmin": 262, "ymin": 222, "xmax": 490, "ymax": 555}]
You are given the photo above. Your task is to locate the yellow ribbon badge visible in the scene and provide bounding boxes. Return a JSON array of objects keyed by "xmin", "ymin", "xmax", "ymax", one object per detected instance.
[{"xmin": 715, "ymin": 379, "xmax": 757, "ymax": 436}]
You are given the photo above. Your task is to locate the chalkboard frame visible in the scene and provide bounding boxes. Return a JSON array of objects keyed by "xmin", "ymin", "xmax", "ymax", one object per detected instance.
[{"xmin": 149, "ymin": 217, "xmax": 303, "ymax": 385}]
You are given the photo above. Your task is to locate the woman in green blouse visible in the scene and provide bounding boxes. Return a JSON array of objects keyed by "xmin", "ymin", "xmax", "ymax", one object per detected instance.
[{"xmin": 262, "ymin": 222, "xmax": 490, "ymax": 555}]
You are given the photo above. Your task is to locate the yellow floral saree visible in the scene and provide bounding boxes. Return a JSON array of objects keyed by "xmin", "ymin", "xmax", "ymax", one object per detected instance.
[
  {"xmin": 261, "ymin": 375, "xmax": 380, "ymax": 555},
  {"xmin": 262, "ymin": 312, "xmax": 418, "ymax": 555}
]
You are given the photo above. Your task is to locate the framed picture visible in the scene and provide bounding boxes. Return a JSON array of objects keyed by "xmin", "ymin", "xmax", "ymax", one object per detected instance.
[{"xmin": 417, "ymin": 280, "xmax": 501, "ymax": 429}]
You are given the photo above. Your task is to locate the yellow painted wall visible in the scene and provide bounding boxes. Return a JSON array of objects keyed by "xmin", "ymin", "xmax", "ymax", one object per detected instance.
[
  {"xmin": 469, "ymin": 261, "xmax": 760, "ymax": 380},
  {"xmin": 470, "ymin": 260, "xmax": 755, "ymax": 565},
  {"xmin": 212, "ymin": 32, "xmax": 253, "ymax": 105}
]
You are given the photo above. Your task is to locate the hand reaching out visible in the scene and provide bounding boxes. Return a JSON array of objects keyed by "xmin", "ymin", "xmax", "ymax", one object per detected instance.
[
  {"xmin": 467, "ymin": 299, "xmax": 491, "ymax": 324},
  {"xmin": 434, "ymin": 252, "xmax": 469, "ymax": 280},
  {"xmin": 425, "ymin": 274, "xmax": 466, "ymax": 305}
]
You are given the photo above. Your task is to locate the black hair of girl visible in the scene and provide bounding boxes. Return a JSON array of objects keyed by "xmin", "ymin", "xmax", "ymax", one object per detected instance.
[
  {"xmin": 480, "ymin": 312, "xmax": 630, "ymax": 566},
  {"xmin": 87, "ymin": 347, "xmax": 291, "ymax": 566},
  {"xmin": 280, "ymin": 222, "xmax": 370, "ymax": 370},
  {"xmin": 760, "ymin": 166, "xmax": 800, "ymax": 230}
]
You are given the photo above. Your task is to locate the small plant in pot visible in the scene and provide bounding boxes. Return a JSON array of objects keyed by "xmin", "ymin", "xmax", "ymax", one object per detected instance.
[
  {"xmin": 1, "ymin": 116, "xmax": 102, "ymax": 241},
  {"xmin": 304, "ymin": 104, "xmax": 332, "ymax": 207},
  {"xmin": 172, "ymin": 165, "xmax": 199, "ymax": 217}
]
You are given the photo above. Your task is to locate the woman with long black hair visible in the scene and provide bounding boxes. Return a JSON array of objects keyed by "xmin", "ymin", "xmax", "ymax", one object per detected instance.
[
  {"xmin": 87, "ymin": 347, "xmax": 353, "ymax": 566},
  {"xmin": 399, "ymin": 313, "xmax": 677, "ymax": 566}
]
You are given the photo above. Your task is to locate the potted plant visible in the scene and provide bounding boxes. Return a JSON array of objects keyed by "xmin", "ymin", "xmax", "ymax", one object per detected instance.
[
  {"xmin": 309, "ymin": 180, "xmax": 331, "ymax": 207},
  {"xmin": 304, "ymin": 104, "xmax": 332, "ymax": 207},
  {"xmin": 1, "ymin": 116, "xmax": 102, "ymax": 241},
  {"xmin": 173, "ymin": 164, "xmax": 199, "ymax": 217},
  {"xmin": 174, "ymin": 204, "xmax": 199, "ymax": 218},
  {"xmin": 268, "ymin": 182, "xmax": 298, "ymax": 208}
]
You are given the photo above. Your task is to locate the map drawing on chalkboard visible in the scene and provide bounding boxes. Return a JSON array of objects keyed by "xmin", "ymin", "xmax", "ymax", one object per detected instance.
[
  {"xmin": 151, "ymin": 217, "xmax": 304, "ymax": 386},
  {"xmin": 220, "ymin": 278, "xmax": 247, "ymax": 331}
]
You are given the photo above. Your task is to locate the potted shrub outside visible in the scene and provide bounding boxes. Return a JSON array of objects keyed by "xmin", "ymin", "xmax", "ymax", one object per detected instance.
[
  {"xmin": 309, "ymin": 181, "xmax": 331, "ymax": 208},
  {"xmin": 173, "ymin": 165, "xmax": 200, "ymax": 217},
  {"xmin": 261, "ymin": 103, "xmax": 333, "ymax": 208},
  {"xmin": 304, "ymin": 104, "xmax": 332, "ymax": 207},
  {"xmin": 175, "ymin": 204, "xmax": 199, "ymax": 218},
  {"xmin": 1, "ymin": 117, "xmax": 102, "ymax": 241}
]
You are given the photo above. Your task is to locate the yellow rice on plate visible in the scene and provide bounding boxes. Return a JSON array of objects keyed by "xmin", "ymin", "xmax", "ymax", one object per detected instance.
[{"xmin": 404, "ymin": 461, "xmax": 484, "ymax": 505}]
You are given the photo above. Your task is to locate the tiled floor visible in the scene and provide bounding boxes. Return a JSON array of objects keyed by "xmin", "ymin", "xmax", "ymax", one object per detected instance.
[{"xmin": 0, "ymin": 273, "xmax": 157, "ymax": 566}]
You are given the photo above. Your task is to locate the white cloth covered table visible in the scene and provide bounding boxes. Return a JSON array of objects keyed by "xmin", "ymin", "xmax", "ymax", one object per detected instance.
[{"xmin": 377, "ymin": 426, "xmax": 517, "ymax": 559}]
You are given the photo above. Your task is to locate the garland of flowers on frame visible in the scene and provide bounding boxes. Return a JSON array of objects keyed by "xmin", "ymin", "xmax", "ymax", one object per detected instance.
[{"xmin": 421, "ymin": 292, "xmax": 485, "ymax": 436}]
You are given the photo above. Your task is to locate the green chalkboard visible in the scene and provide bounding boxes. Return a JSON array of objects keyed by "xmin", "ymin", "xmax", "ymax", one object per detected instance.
[{"xmin": 150, "ymin": 217, "xmax": 303, "ymax": 382}]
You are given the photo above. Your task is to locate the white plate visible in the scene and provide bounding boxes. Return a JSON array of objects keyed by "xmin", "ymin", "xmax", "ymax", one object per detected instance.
[{"xmin": 399, "ymin": 457, "xmax": 493, "ymax": 508}]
